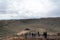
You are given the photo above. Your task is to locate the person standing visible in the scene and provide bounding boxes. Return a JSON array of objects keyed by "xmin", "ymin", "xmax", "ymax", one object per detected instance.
[
  {"xmin": 43, "ymin": 32, "xmax": 47, "ymax": 38},
  {"xmin": 37, "ymin": 32, "xmax": 40, "ymax": 37}
]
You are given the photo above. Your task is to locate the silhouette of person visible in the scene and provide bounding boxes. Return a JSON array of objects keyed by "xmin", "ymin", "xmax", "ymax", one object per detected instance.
[
  {"xmin": 32, "ymin": 33, "xmax": 36, "ymax": 37},
  {"xmin": 32, "ymin": 33, "xmax": 34, "ymax": 37},
  {"xmin": 38, "ymin": 32, "xmax": 40, "ymax": 36},
  {"xmin": 43, "ymin": 32, "xmax": 47, "ymax": 38}
]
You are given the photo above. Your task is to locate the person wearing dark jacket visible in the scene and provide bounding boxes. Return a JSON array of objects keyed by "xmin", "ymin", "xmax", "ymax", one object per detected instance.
[{"xmin": 43, "ymin": 32, "xmax": 47, "ymax": 38}]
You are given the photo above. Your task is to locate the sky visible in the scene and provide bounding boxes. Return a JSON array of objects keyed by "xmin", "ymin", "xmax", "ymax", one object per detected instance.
[{"xmin": 0, "ymin": 0, "xmax": 60, "ymax": 20}]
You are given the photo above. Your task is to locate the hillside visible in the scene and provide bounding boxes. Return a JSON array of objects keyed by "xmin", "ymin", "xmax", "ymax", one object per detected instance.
[{"xmin": 0, "ymin": 17, "xmax": 60, "ymax": 38}]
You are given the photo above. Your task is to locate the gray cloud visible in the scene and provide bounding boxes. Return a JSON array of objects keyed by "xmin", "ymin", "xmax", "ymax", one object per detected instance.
[
  {"xmin": 0, "ymin": 0, "xmax": 7, "ymax": 14},
  {"xmin": 0, "ymin": 0, "xmax": 60, "ymax": 20},
  {"xmin": 47, "ymin": 0, "xmax": 60, "ymax": 17}
]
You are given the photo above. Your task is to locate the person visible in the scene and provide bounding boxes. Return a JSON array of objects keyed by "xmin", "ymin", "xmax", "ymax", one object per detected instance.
[
  {"xmin": 32, "ymin": 33, "xmax": 36, "ymax": 37},
  {"xmin": 37, "ymin": 32, "xmax": 40, "ymax": 37},
  {"xmin": 32, "ymin": 33, "xmax": 34, "ymax": 37},
  {"xmin": 43, "ymin": 32, "xmax": 47, "ymax": 38}
]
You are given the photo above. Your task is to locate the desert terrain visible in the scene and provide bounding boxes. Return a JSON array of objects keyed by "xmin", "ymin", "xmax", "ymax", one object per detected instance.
[{"xmin": 0, "ymin": 17, "xmax": 60, "ymax": 40}]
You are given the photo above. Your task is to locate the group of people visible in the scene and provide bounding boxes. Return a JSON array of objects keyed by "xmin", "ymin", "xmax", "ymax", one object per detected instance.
[{"xmin": 24, "ymin": 32, "xmax": 47, "ymax": 38}]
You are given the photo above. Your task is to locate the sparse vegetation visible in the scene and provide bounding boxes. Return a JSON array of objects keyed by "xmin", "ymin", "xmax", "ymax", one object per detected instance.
[{"xmin": 0, "ymin": 17, "xmax": 60, "ymax": 39}]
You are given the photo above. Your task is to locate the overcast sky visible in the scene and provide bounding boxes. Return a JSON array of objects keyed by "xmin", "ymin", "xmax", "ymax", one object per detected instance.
[{"xmin": 0, "ymin": 0, "xmax": 60, "ymax": 20}]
